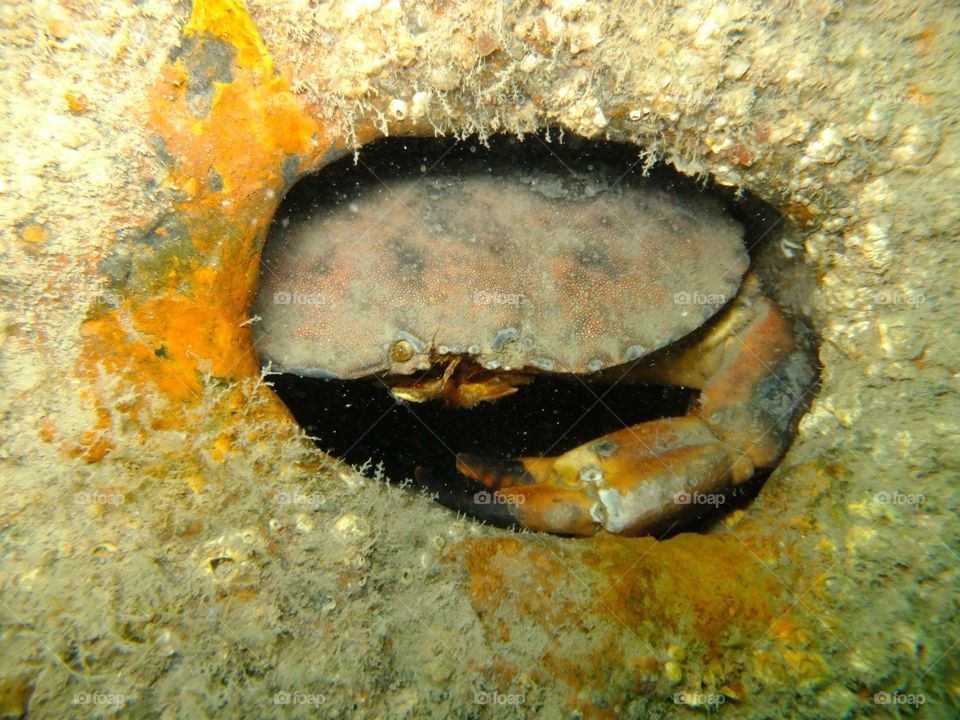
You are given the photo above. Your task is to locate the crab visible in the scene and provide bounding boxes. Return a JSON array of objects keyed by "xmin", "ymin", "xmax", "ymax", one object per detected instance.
[{"xmin": 254, "ymin": 157, "xmax": 815, "ymax": 537}]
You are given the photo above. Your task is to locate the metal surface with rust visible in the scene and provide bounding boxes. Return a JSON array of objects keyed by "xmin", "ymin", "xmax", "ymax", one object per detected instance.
[{"xmin": 2, "ymin": 0, "xmax": 957, "ymax": 716}]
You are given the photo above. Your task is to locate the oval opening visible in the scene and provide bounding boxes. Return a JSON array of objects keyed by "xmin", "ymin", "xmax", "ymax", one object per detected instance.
[{"xmin": 253, "ymin": 133, "xmax": 816, "ymax": 535}]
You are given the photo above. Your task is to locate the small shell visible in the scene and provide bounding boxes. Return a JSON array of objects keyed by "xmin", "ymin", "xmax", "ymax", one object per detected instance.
[{"xmin": 388, "ymin": 98, "xmax": 408, "ymax": 121}]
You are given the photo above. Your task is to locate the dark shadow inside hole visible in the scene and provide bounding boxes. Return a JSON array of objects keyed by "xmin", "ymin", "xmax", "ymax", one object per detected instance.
[
  {"xmin": 258, "ymin": 132, "xmax": 791, "ymax": 535},
  {"xmin": 271, "ymin": 374, "xmax": 694, "ymax": 529}
]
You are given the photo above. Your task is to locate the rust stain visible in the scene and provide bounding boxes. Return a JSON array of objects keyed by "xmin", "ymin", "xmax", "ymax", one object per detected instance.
[
  {"xmin": 580, "ymin": 533, "xmax": 786, "ymax": 648},
  {"xmin": 914, "ymin": 27, "xmax": 936, "ymax": 54},
  {"xmin": 784, "ymin": 201, "xmax": 818, "ymax": 227},
  {"xmin": 20, "ymin": 224, "xmax": 47, "ymax": 244},
  {"xmin": 76, "ymin": 0, "xmax": 331, "ymax": 456},
  {"xmin": 906, "ymin": 83, "xmax": 933, "ymax": 107},
  {"xmin": 64, "ymin": 90, "xmax": 90, "ymax": 115},
  {"xmin": 724, "ymin": 141, "xmax": 757, "ymax": 167},
  {"xmin": 455, "ymin": 530, "xmax": 801, "ymax": 714}
]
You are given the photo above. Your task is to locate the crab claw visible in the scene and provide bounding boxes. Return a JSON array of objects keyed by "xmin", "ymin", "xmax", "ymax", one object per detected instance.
[
  {"xmin": 457, "ymin": 417, "xmax": 754, "ymax": 537},
  {"xmin": 457, "ymin": 452, "xmax": 601, "ymax": 536},
  {"xmin": 455, "ymin": 276, "xmax": 815, "ymax": 537}
]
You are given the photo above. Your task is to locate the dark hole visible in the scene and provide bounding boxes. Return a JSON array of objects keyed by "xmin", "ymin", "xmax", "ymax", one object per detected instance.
[
  {"xmin": 257, "ymin": 132, "xmax": 792, "ymax": 534},
  {"xmin": 270, "ymin": 372, "xmax": 694, "ymax": 527}
]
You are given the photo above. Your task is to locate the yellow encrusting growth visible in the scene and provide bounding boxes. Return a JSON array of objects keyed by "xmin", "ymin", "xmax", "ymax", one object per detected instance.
[
  {"xmin": 185, "ymin": 0, "xmax": 274, "ymax": 74},
  {"xmin": 77, "ymin": 0, "xmax": 322, "ymax": 457}
]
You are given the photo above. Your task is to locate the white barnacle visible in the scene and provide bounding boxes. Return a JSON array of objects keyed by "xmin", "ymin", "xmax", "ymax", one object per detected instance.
[
  {"xmin": 388, "ymin": 98, "xmax": 408, "ymax": 121},
  {"xmin": 410, "ymin": 91, "xmax": 429, "ymax": 120}
]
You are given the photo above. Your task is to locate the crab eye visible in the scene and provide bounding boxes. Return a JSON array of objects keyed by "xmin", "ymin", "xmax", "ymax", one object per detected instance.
[{"xmin": 391, "ymin": 339, "xmax": 415, "ymax": 363}]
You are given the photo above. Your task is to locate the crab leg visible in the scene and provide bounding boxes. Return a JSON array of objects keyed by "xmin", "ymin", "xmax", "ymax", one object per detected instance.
[{"xmin": 457, "ymin": 276, "xmax": 815, "ymax": 536}]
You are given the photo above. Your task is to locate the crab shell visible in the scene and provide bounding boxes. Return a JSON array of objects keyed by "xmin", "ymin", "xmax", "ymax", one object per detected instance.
[{"xmin": 253, "ymin": 167, "xmax": 748, "ymax": 379}]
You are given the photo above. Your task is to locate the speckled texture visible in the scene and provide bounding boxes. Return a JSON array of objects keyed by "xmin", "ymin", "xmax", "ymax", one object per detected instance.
[
  {"xmin": 254, "ymin": 166, "xmax": 746, "ymax": 378},
  {"xmin": 0, "ymin": 0, "xmax": 957, "ymax": 718}
]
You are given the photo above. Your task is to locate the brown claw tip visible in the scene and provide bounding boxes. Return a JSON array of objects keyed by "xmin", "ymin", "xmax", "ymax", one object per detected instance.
[{"xmin": 456, "ymin": 453, "xmax": 535, "ymax": 490}]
